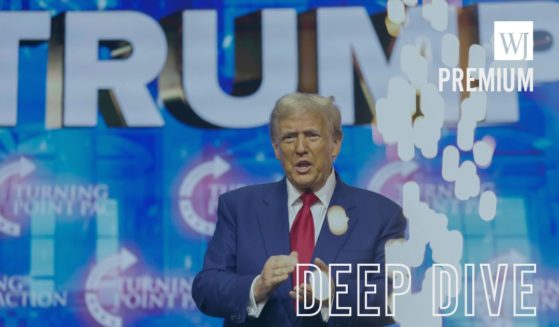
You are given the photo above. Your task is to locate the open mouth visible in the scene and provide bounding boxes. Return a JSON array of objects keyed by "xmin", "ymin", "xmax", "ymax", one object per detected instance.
[{"xmin": 294, "ymin": 160, "xmax": 312, "ymax": 174}]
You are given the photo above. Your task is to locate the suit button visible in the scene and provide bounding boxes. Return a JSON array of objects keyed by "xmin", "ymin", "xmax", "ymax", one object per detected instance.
[{"xmin": 230, "ymin": 314, "xmax": 242, "ymax": 323}]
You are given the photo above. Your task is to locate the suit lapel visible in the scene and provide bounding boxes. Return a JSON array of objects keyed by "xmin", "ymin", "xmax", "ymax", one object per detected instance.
[
  {"xmin": 258, "ymin": 179, "xmax": 290, "ymax": 257},
  {"xmin": 312, "ymin": 177, "xmax": 357, "ymax": 265},
  {"xmin": 256, "ymin": 178, "xmax": 296, "ymax": 323}
]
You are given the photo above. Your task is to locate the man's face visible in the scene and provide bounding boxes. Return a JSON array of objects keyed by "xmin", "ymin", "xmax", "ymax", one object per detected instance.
[{"xmin": 273, "ymin": 110, "xmax": 342, "ymax": 192}]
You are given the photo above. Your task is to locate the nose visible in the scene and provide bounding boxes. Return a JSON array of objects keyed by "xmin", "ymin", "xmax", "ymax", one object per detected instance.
[{"xmin": 295, "ymin": 135, "xmax": 307, "ymax": 155}]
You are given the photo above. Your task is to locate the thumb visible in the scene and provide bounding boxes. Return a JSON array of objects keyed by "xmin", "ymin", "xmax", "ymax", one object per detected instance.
[{"xmin": 314, "ymin": 257, "xmax": 328, "ymax": 272}]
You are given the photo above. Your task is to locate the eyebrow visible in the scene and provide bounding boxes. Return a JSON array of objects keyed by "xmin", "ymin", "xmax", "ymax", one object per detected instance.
[
  {"xmin": 280, "ymin": 129, "xmax": 321, "ymax": 138},
  {"xmin": 280, "ymin": 131, "xmax": 297, "ymax": 139}
]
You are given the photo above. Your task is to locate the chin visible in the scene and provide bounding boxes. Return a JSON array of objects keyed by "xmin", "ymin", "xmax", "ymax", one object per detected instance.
[{"xmin": 294, "ymin": 178, "xmax": 317, "ymax": 189}]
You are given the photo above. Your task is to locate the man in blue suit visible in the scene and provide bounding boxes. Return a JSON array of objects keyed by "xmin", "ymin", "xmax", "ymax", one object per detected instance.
[{"xmin": 192, "ymin": 93, "xmax": 406, "ymax": 326}]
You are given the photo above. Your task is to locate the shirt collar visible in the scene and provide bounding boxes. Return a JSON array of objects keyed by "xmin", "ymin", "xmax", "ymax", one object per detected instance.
[{"xmin": 286, "ymin": 169, "xmax": 337, "ymax": 207}]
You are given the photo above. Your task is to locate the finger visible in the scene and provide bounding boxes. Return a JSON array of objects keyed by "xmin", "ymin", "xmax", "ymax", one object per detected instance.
[
  {"xmin": 268, "ymin": 257, "xmax": 284, "ymax": 270},
  {"xmin": 294, "ymin": 286, "xmax": 305, "ymax": 300},
  {"xmin": 293, "ymin": 283, "xmax": 311, "ymax": 303},
  {"xmin": 263, "ymin": 271, "xmax": 288, "ymax": 285},
  {"xmin": 268, "ymin": 267, "xmax": 285, "ymax": 277},
  {"xmin": 296, "ymin": 287, "xmax": 310, "ymax": 297},
  {"xmin": 274, "ymin": 268, "xmax": 292, "ymax": 277},
  {"xmin": 269, "ymin": 255, "xmax": 294, "ymax": 266},
  {"xmin": 269, "ymin": 274, "xmax": 289, "ymax": 284},
  {"xmin": 267, "ymin": 267, "xmax": 284, "ymax": 278},
  {"xmin": 271, "ymin": 257, "xmax": 297, "ymax": 269},
  {"xmin": 305, "ymin": 287, "xmax": 314, "ymax": 299},
  {"xmin": 273, "ymin": 263, "xmax": 295, "ymax": 274},
  {"xmin": 270, "ymin": 265, "xmax": 295, "ymax": 276},
  {"xmin": 299, "ymin": 286, "xmax": 314, "ymax": 306},
  {"xmin": 314, "ymin": 257, "xmax": 328, "ymax": 272},
  {"xmin": 289, "ymin": 290, "xmax": 297, "ymax": 300},
  {"xmin": 291, "ymin": 292, "xmax": 304, "ymax": 303},
  {"xmin": 290, "ymin": 290, "xmax": 304, "ymax": 303},
  {"xmin": 294, "ymin": 284, "xmax": 309, "ymax": 299},
  {"xmin": 270, "ymin": 272, "xmax": 288, "ymax": 281},
  {"xmin": 290, "ymin": 291, "xmax": 305, "ymax": 303},
  {"xmin": 283, "ymin": 265, "xmax": 296, "ymax": 274},
  {"xmin": 277, "ymin": 253, "xmax": 297, "ymax": 260},
  {"xmin": 278, "ymin": 266, "xmax": 295, "ymax": 275},
  {"xmin": 268, "ymin": 256, "xmax": 279, "ymax": 265},
  {"xmin": 300, "ymin": 283, "xmax": 313, "ymax": 292},
  {"xmin": 264, "ymin": 269, "xmax": 280, "ymax": 280},
  {"xmin": 281, "ymin": 255, "xmax": 298, "ymax": 266}
]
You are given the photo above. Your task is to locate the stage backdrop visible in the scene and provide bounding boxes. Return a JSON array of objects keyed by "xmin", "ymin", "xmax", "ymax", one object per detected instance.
[{"xmin": 0, "ymin": 0, "xmax": 558, "ymax": 326}]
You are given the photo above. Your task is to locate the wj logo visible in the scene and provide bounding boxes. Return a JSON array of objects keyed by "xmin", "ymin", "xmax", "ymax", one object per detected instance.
[{"xmin": 494, "ymin": 21, "xmax": 534, "ymax": 61}]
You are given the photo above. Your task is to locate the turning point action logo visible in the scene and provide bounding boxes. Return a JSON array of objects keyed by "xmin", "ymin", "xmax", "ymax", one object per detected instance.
[
  {"xmin": 84, "ymin": 248, "xmax": 195, "ymax": 327},
  {"xmin": 0, "ymin": 275, "xmax": 67, "ymax": 308}
]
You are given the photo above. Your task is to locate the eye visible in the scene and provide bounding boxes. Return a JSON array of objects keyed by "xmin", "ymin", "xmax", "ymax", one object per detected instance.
[
  {"xmin": 308, "ymin": 132, "xmax": 320, "ymax": 140},
  {"xmin": 282, "ymin": 134, "xmax": 296, "ymax": 143}
]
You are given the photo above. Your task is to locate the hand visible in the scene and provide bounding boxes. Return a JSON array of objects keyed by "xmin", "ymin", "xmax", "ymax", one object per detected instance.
[
  {"xmin": 254, "ymin": 251, "xmax": 298, "ymax": 303},
  {"xmin": 289, "ymin": 282, "xmax": 315, "ymax": 308},
  {"xmin": 289, "ymin": 257, "xmax": 334, "ymax": 307}
]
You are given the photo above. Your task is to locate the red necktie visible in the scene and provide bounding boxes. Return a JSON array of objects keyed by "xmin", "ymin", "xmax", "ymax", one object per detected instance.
[{"xmin": 290, "ymin": 191, "xmax": 319, "ymax": 288}]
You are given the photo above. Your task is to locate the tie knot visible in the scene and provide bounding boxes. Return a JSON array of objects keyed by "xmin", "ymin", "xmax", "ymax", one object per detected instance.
[{"xmin": 300, "ymin": 191, "xmax": 318, "ymax": 207}]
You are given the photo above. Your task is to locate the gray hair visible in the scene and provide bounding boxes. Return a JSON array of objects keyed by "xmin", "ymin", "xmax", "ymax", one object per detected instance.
[{"xmin": 269, "ymin": 92, "xmax": 343, "ymax": 142}]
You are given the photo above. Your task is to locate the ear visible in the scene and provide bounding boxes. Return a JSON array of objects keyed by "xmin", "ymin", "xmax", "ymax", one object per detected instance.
[
  {"xmin": 331, "ymin": 134, "xmax": 342, "ymax": 159},
  {"xmin": 272, "ymin": 140, "xmax": 282, "ymax": 160}
]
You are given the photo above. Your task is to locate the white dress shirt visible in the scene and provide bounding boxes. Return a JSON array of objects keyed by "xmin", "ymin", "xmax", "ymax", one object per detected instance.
[{"xmin": 247, "ymin": 169, "xmax": 336, "ymax": 321}]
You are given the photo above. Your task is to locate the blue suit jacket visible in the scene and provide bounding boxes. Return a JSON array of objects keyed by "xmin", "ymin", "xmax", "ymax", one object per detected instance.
[{"xmin": 192, "ymin": 175, "xmax": 406, "ymax": 327}]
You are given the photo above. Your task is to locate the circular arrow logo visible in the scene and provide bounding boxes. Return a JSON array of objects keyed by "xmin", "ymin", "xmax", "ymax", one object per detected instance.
[
  {"xmin": 84, "ymin": 248, "xmax": 196, "ymax": 326},
  {"xmin": 367, "ymin": 161, "xmax": 419, "ymax": 194},
  {"xmin": 177, "ymin": 156, "xmax": 231, "ymax": 236},
  {"xmin": 0, "ymin": 157, "xmax": 35, "ymax": 237},
  {"xmin": 85, "ymin": 248, "xmax": 138, "ymax": 327}
]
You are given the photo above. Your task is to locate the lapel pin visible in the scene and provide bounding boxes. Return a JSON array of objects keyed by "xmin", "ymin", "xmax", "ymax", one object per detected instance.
[{"xmin": 327, "ymin": 205, "xmax": 349, "ymax": 236}]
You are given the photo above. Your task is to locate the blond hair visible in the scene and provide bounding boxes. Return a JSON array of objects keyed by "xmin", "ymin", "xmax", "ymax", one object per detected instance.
[{"xmin": 270, "ymin": 93, "xmax": 342, "ymax": 142}]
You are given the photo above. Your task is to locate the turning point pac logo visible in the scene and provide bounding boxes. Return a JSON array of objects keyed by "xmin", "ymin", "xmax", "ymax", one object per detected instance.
[
  {"xmin": 84, "ymin": 248, "xmax": 195, "ymax": 327},
  {"xmin": 176, "ymin": 156, "xmax": 246, "ymax": 237},
  {"xmin": 0, "ymin": 157, "xmax": 112, "ymax": 237}
]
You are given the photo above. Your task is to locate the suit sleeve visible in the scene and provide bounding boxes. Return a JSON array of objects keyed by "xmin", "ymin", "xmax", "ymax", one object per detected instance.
[
  {"xmin": 328, "ymin": 208, "xmax": 407, "ymax": 327},
  {"xmin": 192, "ymin": 194, "xmax": 258, "ymax": 324}
]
